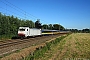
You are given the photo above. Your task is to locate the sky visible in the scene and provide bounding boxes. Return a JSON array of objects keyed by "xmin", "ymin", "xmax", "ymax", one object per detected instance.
[{"xmin": 0, "ymin": 0, "xmax": 90, "ymax": 30}]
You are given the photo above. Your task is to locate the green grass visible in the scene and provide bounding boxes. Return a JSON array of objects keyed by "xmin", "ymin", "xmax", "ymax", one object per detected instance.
[
  {"xmin": 0, "ymin": 34, "xmax": 17, "ymax": 41},
  {"xmin": 22, "ymin": 34, "xmax": 68, "ymax": 60}
]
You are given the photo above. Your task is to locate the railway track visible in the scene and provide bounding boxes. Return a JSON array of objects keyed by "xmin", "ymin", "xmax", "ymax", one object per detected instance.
[
  {"xmin": 0, "ymin": 39, "xmax": 32, "ymax": 49},
  {"xmin": 0, "ymin": 34, "xmax": 66, "ymax": 56},
  {"xmin": 0, "ymin": 36, "xmax": 48, "ymax": 49}
]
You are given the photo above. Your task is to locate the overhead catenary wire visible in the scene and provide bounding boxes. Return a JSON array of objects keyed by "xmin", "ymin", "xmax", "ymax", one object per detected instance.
[
  {"xmin": 0, "ymin": 0, "xmax": 49, "ymax": 25},
  {"xmin": 5, "ymin": 0, "xmax": 38, "ymax": 19},
  {"xmin": 0, "ymin": 6, "xmax": 26, "ymax": 20},
  {"xmin": 0, "ymin": 0, "xmax": 38, "ymax": 20},
  {"xmin": 0, "ymin": 1, "xmax": 25, "ymax": 20}
]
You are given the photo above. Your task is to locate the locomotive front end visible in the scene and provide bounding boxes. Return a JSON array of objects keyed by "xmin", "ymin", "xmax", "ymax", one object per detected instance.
[
  {"xmin": 18, "ymin": 29, "xmax": 25, "ymax": 37},
  {"xmin": 18, "ymin": 27, "xmax": 28, "ymax": 38}
]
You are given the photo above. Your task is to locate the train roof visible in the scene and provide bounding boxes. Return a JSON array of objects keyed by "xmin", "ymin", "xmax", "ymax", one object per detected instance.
[{"xmin": 42, "ymin": 29, "xmax": 59, "ymax": 32}]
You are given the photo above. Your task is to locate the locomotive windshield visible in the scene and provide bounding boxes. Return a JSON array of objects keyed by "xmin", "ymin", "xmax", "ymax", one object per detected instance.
[{"xmin": 19, "ymin": 29, "xmax": 25, "ymax": 31}]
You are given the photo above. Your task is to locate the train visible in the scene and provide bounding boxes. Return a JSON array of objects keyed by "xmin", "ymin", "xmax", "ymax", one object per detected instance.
[
  {"xmin": 18, "ymin": 27, "xmax": 70, "ymax": 38},
  {"xmin": 18, "ymin": 27, "xmax": 42, "ymax": 38}
]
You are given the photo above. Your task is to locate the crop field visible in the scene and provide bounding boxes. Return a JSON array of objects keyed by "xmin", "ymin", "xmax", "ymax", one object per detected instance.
[{"xmin": 25, "ymin": 33, "xmax": 90, "ymax": 60}]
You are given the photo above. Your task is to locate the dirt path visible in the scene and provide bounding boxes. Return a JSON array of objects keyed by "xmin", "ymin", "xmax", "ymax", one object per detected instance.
[{"xmin": 37, "ymin": 33, "xmax": 90, "ymax": 60}]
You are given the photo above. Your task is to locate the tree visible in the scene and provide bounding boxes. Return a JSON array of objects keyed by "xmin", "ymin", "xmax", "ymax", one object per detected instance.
[
  {"xmin": 53, "ymin": 24, "xmax": 65, "ymax": 30},
  {"xmin": 0, "ymin": 13, "xmax": 36, "ymax": 39},
  {"xmin": 35, "ymin": 19, "xmax": 42, "ymax": 29},
  {"xmin": 60, "ymin": 25, "xmax": 65, "ymax": 30},
  {"xmin": 82, "ymin": 28, "xmax": 89, "ymax": 33},
  {"xmin": 53, "ymin": 24, "xmax": 60, "ymax": 30},
  {"xmin": 42, "ymin": 24, "xmax": 48, "ymax": 29},
  {"xmin": 48, "ymin": 24, "xmax": 53, "ymax": 30}
]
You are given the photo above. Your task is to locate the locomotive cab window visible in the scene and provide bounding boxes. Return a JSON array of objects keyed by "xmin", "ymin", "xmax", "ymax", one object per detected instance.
[
  {"xmin": 27, "ymin": 29, "xmax": 28, "ymax": 31},
  {"xmin": 19, "ymin": 29, "xmax": 25, "ymax": 31}
]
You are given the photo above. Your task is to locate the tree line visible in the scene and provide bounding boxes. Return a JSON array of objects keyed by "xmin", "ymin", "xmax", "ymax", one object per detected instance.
[
  {"xmin": 35, "ymin": 20, "xmax": 65, "ymax": 30},
  {"xmin": 0, "ymin": 13, "xmax": 35, "ymax": 39},
  {"xmin": 1, "ymin": 12, "xmax": 89, "ymax": 39},
  {"xmin": 66, "ymin": 28, "xmax": 90, "ymax": 33},
  {"xmin": 0, "ymin": 12, "xmax": 65, "ymax": 39}
]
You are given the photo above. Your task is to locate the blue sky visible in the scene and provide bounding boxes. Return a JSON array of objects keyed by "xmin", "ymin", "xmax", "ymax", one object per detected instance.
[{"xmin": 0, "ymin": 0, "xmax": 90, "ymax": 29}]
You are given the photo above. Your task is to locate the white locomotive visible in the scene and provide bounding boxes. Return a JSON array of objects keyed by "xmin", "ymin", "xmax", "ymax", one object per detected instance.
[{"xmin": 18, "ymin": 27, "xmax": 42, "ymax": 38}]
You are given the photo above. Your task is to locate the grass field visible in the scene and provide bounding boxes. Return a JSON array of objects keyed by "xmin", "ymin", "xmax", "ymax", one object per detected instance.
[
  {"xmin": 30, "ymin": 33, "xmax": 90, "ymax": 60},
  {"xmin": 1, "ymin": 33, "xmax": 90, "ymax": 60}
]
